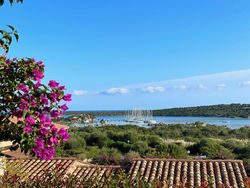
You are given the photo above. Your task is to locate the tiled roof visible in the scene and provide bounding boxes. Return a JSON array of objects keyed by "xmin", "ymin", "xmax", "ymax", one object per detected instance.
[
  {"xmin": 4, "ymin": 158, "xmax": 249, "ymax": 187},
  {"xmin": 129, "ymin": 158, "xmax": 248, "ymax": 188},
  {"xmin": 6, "ymin": 158, "xmax": 77, "ymax": 181},
  {"xmin": 1, "ymin": 149, "xmax": 30, "ymax": 159},
  {"xmin": 72, "ymin": 164, "xmax": 121, "ymax": 182}
]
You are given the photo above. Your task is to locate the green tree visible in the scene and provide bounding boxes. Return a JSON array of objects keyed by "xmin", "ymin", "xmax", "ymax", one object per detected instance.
[
  {"xmin": 132, "ymin": 141, "xmax": 148, "ymax": 154},
  {"xmin": 190, "ymin": 139, "xmax": 234, "ymax": 159}
]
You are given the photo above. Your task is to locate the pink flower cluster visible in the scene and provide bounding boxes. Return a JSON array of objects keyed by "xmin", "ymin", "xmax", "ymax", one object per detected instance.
[
  {"xmin": 4, "ymin": 57, "xmax": 72, "ymax": 160},
  {"xmin": 31, "ymin": 113, "xmax": 70, "ymax": 160}
]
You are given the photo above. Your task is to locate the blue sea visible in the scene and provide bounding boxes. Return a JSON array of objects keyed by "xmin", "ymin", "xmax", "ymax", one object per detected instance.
[{"xmin": 69, "ymin": 115, "xmax": 250, "ymax": 129}]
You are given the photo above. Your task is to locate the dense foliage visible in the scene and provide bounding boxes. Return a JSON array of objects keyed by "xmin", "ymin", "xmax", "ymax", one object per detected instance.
[
  {"xmin": 154, "ymin": 103, "xmax": 250, "ymax": 118},
  {"xmin": 55, "ymin": 124, "xmax": 250, "ymax": 175},
  {"xmin": 0, "ymin": 56, "xmax": 71, "ymax": 159}
]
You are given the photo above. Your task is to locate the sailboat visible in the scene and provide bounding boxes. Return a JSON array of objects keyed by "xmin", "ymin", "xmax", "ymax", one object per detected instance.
[
  {"xmin": 126, "ymin": 108, "xmax": 156, "ymax": 124},
  {"xmin": 222, "ymin": 113, "xmax": 230, "ymax": 124}
]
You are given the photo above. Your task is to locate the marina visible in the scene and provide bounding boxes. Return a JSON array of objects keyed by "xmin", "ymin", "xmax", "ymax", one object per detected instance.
[{"xmin": 69, "ymin": 115, "xmax": 250, "ymax": 129}]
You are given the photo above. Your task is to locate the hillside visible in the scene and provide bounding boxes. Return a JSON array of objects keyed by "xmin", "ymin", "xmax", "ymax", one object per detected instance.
[
  {"xmin": 64, "ymin": 103, "xmax": 250, "ymax": 118},
  {"xmin": 153, "ymin": 103, "xmax": 250, "ymax": 118}
]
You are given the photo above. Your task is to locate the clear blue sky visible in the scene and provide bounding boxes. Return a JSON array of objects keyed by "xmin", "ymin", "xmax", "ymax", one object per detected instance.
[{"xmin": 1, "ymin": 0, "xmax": 250, "ymax": 110}]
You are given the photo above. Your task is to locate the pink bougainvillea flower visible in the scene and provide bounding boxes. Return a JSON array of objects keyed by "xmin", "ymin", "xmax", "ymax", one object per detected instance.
[
  {"xmin": 50, "ymin": 110, "xmax": 62, "ymax": 118},
  {"xmin": 33, "ymin": 68, "xmax": 44, "ymax": 82},
  {"xmin": 23, "ymin": 125, "xmax": 33, "ymax": 134},
  {"xmin": 48, "ymin": 136, "xmax": 58, "ymax": 146},
  {"xmin": 60, "ymin": 104, "xmax": 68, "ymax": 111},
  {"xmin": 50, "ymin": 124, "xmax": 58, "ymax": 134},
  {"xmin": 40, "ymin": 94, "xmax": 49, "ymax": 105},
  {"xmin": 25, "ymin": 115, "xmax": 35, "ymax": 125},
  {"xmin": 36, "ymin": 61, "xmax": 45, "ymax": 68},
  {"xmin": 19, "ymin": 99, "xmax": 29, "ymax": 111},
  {"xmin": 13, "ymin": 110, "xmax": 23, "ymax": 119},
  {"xmin": 36, "ymin": 60, "xmax": 43, "ymax": 65},
  {"xmin": 49, "ymin": 92, "xmax": 59, "ymax": 103},
  {"xmin": 63, "ymin": 94, "xmax": 72, "ymax": 102},
  {"xmin": 18, "ymin": 84, "xmax": 30, "ymax": 92},
  {"xmin": 30, "ymin": 101, "xmax": 37, "ymax": 107},
  {"xmin": 40, "ymin": 114, "xmax": 52, "ymax": 127},
  {"xmin": 48, "ymin": 80, "xmax": 59, "ymax": 88},
  {"xmin": 22, "ymin": 94, "xmax": 29, "ymax": 99},
  {"xmin": 58, "ymin": 85, "xmax": 66, "ymax": 90},
  {"xmin": 19, "ymin": 104, "xmax": 29, "ymax": 111},
  {"xmin": 33, "ymin": 82, "xmax": 41, "ymax": 90},
  {"xmin": 35, "ymin": 137, "xmax": 44, "ymax": 146},
  {"xmin": 31, "ymin": 58, "xmax": 35, "ymax": 62},
  {"xmin": 18, "ymin": 84, "xmax": 25, "ymax": 91},
  {"xmin": 31, "ymin": 95, "xmax": 35, "ymax": 100},
  {"xmin": 21, "ymin": 99, "xmax": 28, "ymax": 105},
  {"xmin": 58, "ymin": 128, "xmax": 70, "ymax": 141},
  {"xmin": 36, "ymin": 128, "xmax": 50, "ymax": 136},
  {"xmin": 6, "ymin": 59, "xmax": 11, "ymax": 64},
  {"xmin": 42, "ymin": 107, "xmax": 50, "ymax": 113},
  {"xmin": 46, "ymin": 147, "xmax": 56, "ymax": 159}
]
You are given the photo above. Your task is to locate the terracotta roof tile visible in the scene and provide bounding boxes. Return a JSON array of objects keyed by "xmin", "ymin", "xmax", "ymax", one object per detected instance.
[
  {"xmin": 4, "ymin": 158, "xmax": 249, "ymax": 187},
  {"xmin": 129, "ymin": 158, "xmax": 248, "ymax": 188},
  {"xmin": 72, "ymin": 164, "xmax": 121, "ymax": 183},
  {"xmin": 6, "ymin": 158, "xmax": 76, "ymax": 181},
  {"xmin": 1, "ymin": 149, "xmax": 30, "ymax": 159}
]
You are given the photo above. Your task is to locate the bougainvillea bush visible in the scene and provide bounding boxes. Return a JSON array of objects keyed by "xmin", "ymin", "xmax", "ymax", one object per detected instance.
[{"xmin": 0, "ymin": 56, "xmax": 71, "ymax": 160}]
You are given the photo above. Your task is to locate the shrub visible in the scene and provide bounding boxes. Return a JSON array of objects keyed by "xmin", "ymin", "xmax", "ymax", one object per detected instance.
[
  {"xmin": 110, "ymin": 141, "xmax": 132, "ymax": 153},
  {"xmin": 64, "ymin": 134, "xmax": 86, "ymax": 150},
  {"xmin": 132, "ymin": 141, "xmax": 149, "ymax": 154},
  {"xmin": 166, "ymin": 143, "xmax": 187, "ymax": 158},
  {"xmin": 147, "ymin": 135, "xmax": 162, "ymax": 148},
  {"xmin": 0, "ymin": 56, "xmax": 71, "ymax": 160},
  {"xmin": 92, "ymin": 147, "xmax": 123, "ymax": 165},
  {"xmin": 125, "ymin": 151, "xmax": 140, "ymax": 159},
  {"xmin": 189, "ymin": 139, "xmax": 234, "ymax": 159},
  {"xmin": 85, "ymin": 132, "xmax": 109, "ymax": 148}
]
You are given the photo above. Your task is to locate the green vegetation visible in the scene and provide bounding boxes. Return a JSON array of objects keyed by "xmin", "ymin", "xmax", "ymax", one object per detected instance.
[
  {"xmin": 154, "ymin": 103, "xmax": 250, "ymax": 118},
  {"xmin": 56, "ymin": 124, "xmax": 250, "ymax": 175},
  {"xmin": 64, "ymin": 103, "xmax": 250, "ymax": 118}
]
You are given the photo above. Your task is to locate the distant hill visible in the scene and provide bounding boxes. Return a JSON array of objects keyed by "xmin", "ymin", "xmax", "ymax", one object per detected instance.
[
  {"xmin": 153, "ymin": 103, "xmax": 250, "ymax": 118},
  {"xmin": 64, "ymin": 103, "xmax": 250, "ymax": 118}
]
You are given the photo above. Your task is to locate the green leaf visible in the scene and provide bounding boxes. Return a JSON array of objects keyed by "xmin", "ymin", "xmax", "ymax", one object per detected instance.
[
  {"xmin": 4, "ymin": 34, "xmax": 12, "ymax": 44},
  {"xmin": 0, "ymin": 39, "xmax": 4, "ymax": 45},
  {"xmin": 0, "ymin": 0, "xmax": 4, "ymax": 6},
  {"xmin": 7, "ymin": 25, "xmax": 15, "ymax": 31},
  {"xmin": 14, "ymin": 33, "xmax": 19, "ymax": 42},
  {"xmin": 0, "ymin": 30, "xmax": 7, "ymax": 36}
]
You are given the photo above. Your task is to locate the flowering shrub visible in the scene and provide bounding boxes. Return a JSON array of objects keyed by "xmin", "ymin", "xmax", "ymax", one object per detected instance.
[{"xmin": 0, "ymin": 56, "xmax": 71, "ymax": 160}]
